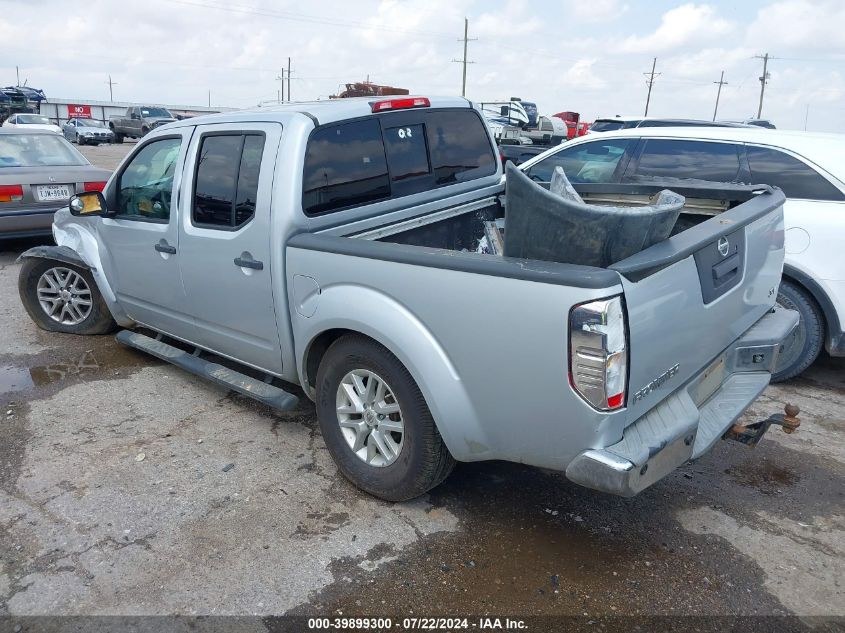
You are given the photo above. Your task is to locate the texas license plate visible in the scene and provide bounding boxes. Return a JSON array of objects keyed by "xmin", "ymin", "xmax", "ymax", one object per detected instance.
[{"xmin": 36, "ymin": 184, "xmax": 72, "ymax": 201}]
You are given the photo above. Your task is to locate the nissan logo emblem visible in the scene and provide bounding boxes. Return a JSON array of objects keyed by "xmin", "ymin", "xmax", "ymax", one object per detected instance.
[{"xmin": 718, "ymin": 236, "xmax": 730, "ymax": 257}]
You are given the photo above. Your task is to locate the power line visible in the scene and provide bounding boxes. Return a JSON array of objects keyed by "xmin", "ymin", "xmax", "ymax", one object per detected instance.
[
  {"xmin": 163, "ymin": 0, "xmax": 457, "ymax": 40},
  {"xmin": 713, "ymin": 70, "xmax": 728, "ymax": 121},
  {"xmin": 451, "ymin": 17, "xmax": 476, "ymax": 98},
  {"xmin": 643, "ymin": 57, "xmax": 659, "ymax": 116}
]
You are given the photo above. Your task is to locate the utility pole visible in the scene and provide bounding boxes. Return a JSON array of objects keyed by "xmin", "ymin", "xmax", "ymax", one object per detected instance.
[
  {"xmin": 276, "ymin": 70, "xmax": 284, "ymax": 104},
  {"xmin": 804, "ymin": 104, "xmax": 809, "ymax": 131},
  {"xmin": 754, "ymin": 53, "xmax": 771, "ymax": 119},
  {"xmin": 712, "ymin": 71, "xmax": 728, "ymax": 121},
  {"xmin": 208, "ymin": 89, "xmax": 211, "ymax": 107},
  {"xmin": 451, "ymin": 18, "xmax": 476, "ymax": 97},
  {"xmin": 105, "ymin": 75, "xmax": 117, "ymax": 102},
  {"xmin": 16, "ymin": 66, "xmax": 20, "ymax": 86},
  {"xmin": 643, "ymin": 57, "xmax": 659, "ymax": 116},
  {"xmin": 287, "ymin": 57, "xmax": 292, "ymax": 102}
]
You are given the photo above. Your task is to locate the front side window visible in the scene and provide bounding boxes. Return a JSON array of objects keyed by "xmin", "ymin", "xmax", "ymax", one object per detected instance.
[
  {"xmin": 193, "ymin": 133, "xmax": 265, "ymax": 228},
  {"xmin": 746, "ymin": 145, "xmax": 844, "ymax": 201},
  {"xmin": 630, "ymin": 139, "xmax": 742, "ymax": 182},
  {"xmin": 117, "ymin": 137, "xmax": 182, "ymax": 220},
  {"xmin": 302, "ymin": 118, "xmax": 390, "ymax": 215},
  {"xmin": 526, "ymin": 139, "xmax": 634, "ymax": 183}
]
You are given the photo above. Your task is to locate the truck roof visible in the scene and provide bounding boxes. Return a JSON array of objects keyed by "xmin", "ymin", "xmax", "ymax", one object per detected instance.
[{"xmin": 166, "ymin": 96, "xmax": 473, "ymax": 128}]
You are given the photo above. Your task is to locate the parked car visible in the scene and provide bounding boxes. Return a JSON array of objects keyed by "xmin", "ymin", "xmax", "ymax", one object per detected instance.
[
  {"xmin": 589, "ymin": 116, "xmax": 752, "ymax": 133},
  {"xmin": 109, "ymin": 106, "xmax": 176, "ymax": 143},
  {"xmin": 498, "ymin": 142, "xmax": 554, "ymax": 166},
  {"xmin": 0, "ymin": 129, "xmax": 110, "ymax": 238},
  {"xmin": 517, "ymin": 127, "xmax": 845, "ymax": 381},
  {"xmin": 17, "ymin": 96, "xmax": 796, "ymax": 502},
  {"xmin": 722, "ymin": 118, "xmax": 777, "ymax": 129},
  {"xmin": 2, "ymin": 113, "xmax": 62, "ymax": 135},
  {"xmin": 62, "ymin": 118, "xmax": 114, "ymax": 145}
]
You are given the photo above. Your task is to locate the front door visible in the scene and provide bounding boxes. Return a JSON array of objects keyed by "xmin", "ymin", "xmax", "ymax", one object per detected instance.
[
  {"xmin": 97, "ymin": 129, "xmax": 196, "ymax": 341},
  {"xmin": 176, "ymin": 122, "xmax": 284, "ymax": 374}
]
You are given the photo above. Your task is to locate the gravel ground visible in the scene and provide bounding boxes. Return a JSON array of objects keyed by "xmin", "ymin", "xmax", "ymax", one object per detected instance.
[{"xmin": 1, "ymin": 146, "xmax": 843, "ymax": 628}]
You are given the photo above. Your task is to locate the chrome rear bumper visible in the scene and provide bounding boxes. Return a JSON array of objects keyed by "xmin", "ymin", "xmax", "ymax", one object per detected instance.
[{"xmin": 565, "ymin": 307, "xmax": 799, "ymax": 497}]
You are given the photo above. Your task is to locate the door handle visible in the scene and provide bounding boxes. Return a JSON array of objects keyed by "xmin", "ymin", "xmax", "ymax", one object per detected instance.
[
  {"xmin": 234, "ymin": 255, "xmax": 263, "ymax": 271},
  {"xmin": 155, "ymin": 241, "xmax": 176, "ymax": 254}
]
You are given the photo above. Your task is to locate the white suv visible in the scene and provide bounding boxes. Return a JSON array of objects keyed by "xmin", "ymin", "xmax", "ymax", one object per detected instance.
[{"xmin": 519, "ymin": 127, "xmax": 845, "ymax": 381}]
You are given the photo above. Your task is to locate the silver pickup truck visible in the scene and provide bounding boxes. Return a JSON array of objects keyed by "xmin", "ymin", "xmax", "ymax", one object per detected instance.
[{"xmin": 17, "ymin": 96, "xmax": 799, "ymax": 501}]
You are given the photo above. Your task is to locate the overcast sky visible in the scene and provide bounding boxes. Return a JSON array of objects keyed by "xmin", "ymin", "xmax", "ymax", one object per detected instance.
[{"xmin": 3, "ymin": 0, "xmax": 844, "ymax": 132}]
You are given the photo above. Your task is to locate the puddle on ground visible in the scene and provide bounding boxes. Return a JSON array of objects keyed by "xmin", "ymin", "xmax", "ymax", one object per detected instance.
[
  {"xmin": 295, "ymin": 462, "xmax": 786, "ymax": 617},
  {"xmin": 725, "ymin": 459, "xmax": 799, "ymax": 494},
  {"xmin": 0, "ymin": 346, "xmax": 149, "ymax": 397}
]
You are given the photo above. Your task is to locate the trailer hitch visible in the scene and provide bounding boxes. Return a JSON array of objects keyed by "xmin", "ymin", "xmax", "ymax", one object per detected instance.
[{"xmin": 724, "ymin": 404, "xmax": 800, "ymax": 448}]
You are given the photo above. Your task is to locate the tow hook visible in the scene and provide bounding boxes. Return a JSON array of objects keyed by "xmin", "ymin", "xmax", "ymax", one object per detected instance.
[{"xmin": 724, "ymin": 404, "xmax": 801, "ymax": 447}]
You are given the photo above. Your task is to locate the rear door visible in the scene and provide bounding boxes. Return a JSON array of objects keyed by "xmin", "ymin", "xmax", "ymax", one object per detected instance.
[
  {"xmin": 176, "ymin": 122, "xmax": 284, "ymax": 374},
  {"xmin": 613, "ymin": 138, "xmax": 783, "ymax": 416}
]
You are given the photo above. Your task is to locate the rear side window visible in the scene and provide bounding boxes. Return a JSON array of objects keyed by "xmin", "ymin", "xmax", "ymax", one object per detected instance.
[
  {"xmin": 426, "ymin": 110, "xmax": 496, "ymax": 185},
  {"xmin": 302, "ymin": 118, "xmax": 390, "ymax": 215},
  {"xmin": 631, "ymin": 139, "xmax": 742, "ymax": 182},
  {"xmin": 527, "ymin": 139, "xmax": 633, "ymax": 183},
  {"xmin": 193, "ymin": 133, "xmax": 265, "ymax": 228},
  {"xmin": 746, "ymin": 145, "xmax": 844, "ymax": 201}
]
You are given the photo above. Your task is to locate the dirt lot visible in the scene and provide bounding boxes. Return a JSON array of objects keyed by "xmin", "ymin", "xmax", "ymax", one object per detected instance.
[{"xmin": 1, "ymin": 143, "xmax": 844, "ymax": 629}]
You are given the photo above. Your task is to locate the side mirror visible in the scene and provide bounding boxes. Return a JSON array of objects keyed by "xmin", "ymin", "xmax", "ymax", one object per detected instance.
[
  {"xmin": 130, "ymin": 113, "xmax": 139, "ymax": 120},
  {"xmin": 69, "ymin": 191, "xmax": 109, "ymax": 217}
]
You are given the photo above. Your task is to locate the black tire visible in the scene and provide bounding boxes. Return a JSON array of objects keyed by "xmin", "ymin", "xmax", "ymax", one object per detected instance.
[
  {"xmin": 141, "ymin": 126, "xmax": 149, "ymax": 136},
  {"xmin": 773, "ymin": 279, "xmax": 824, "ymax": 382},
  {"xmin": 18, "ymin": 258, "xmax": 116, "ymax": 336},
  {"xmin": 316, "ymin": 334, "xmax": 455, "ymax": 501}
]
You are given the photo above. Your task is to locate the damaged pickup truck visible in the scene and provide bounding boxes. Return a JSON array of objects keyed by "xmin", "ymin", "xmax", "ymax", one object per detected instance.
[{"xmin": 17, "ymin": 96, "xmax": 799, "ymax": 501}]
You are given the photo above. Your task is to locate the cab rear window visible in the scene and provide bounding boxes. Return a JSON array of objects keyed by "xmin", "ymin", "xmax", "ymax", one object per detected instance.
[{"xmin": 302, "ymin": 108, "xmax": 496, "ymax": 216}]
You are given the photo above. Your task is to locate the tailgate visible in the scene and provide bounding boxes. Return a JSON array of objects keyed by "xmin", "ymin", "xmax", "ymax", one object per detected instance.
[{"xmin": 610, "ymin": 186, "xmax": 786, "ymax": 418}]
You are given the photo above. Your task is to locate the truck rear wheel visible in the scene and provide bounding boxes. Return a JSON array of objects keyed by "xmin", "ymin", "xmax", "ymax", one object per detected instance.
[
  {"xmin": 18, "ymin": 258, "xmax": 116, "ymax": 336},
  {"xmin": 773, "ymin": 279, "xmax": 824, "ymax": 382},
  {"xmin": 315, "ymin": 334, "xmax": 455, "ymax": 501}
]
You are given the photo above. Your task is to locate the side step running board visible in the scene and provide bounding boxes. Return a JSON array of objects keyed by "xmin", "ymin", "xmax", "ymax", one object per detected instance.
[{"xmin": 116, "ymin": 330, "xmax": 299, "ymax": 411}]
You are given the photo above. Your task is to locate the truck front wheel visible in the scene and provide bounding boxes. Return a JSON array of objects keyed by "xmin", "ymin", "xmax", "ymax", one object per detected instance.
[
  {"xmin": 18, "ymin": 259, "xmax": 116, "ymax": 336},
  {"xmin": 315, "ymin": 334, "xmax": 455, "ymax": 501}
]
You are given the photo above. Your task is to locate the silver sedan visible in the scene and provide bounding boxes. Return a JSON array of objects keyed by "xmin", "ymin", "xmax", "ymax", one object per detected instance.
[
  {"xmin": 62, "ymin": 118, "xmax": 114, "ymax": 145},
  {"xmin": 0, "ymin": 129, "xmax": 111, "ymax": 238}
]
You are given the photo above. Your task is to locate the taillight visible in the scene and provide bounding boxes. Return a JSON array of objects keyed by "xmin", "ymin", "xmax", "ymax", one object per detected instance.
[
  {"xmin": 83, "ymin": 181, "xmax": 107, "ymax": 192},
  {"xmin": 569, "ymin": 295, "xmax": 628, "ymax": 411},
  {"xmin": 0, "ymin": 184, "xmax": 23, "ymax": 203},
  {"xmin": 371, "ymin": 97, "xmax": 430, "ymax": 112}
]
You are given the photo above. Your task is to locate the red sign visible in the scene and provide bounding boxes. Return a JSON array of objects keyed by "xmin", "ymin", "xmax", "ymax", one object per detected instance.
[{"xmin": 67, "ymin": 104, "xmax": 92, "ymax": 119}]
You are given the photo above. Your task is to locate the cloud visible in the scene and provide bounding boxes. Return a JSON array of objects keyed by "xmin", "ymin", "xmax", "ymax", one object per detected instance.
[
  {"xmin": 563, "ymin": 0, "xmax": 629, "ymax": 22},
  {"xmin": 745, "ymin": 0, "xmax": 845, "ymax": 49},
  {"xmin": 474, "ymin": 0, "xmax": 543, "ymax": 38},
  {"xmin": 619, "ymin": 3, "xmax": 734, "ymax": 53}
]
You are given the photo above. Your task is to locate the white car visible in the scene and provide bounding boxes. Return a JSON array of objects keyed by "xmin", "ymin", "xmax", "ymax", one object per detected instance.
[
  {"xmin": 518, "ymin": 127, "xmax": 845, "ymax": 381},
  {"xmin": 2, "ymin": 113, "xmax": 62, "ymax": 134}
]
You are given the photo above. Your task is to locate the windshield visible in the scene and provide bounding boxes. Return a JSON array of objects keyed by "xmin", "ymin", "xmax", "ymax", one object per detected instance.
[
  {"xmin": 139, "ymin": 108, "xmax": 172, "ymax": 118},
  {"xmin": 0, "ymin": 133, "xmax": 89, "ymax": 167},
  {"xmin": 589, "ymin": 120, "xmax": 637, "ymax": 132},
  {"xmin": 16, "ymin": 114, "xmax": 51, "ymax": 125},
  {"xmin": 77, "ymin": 119, "xmax": 105, "ymax": 127}
]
